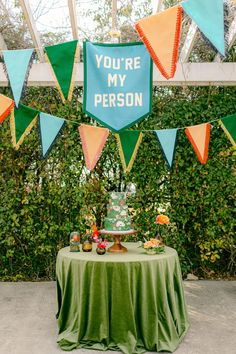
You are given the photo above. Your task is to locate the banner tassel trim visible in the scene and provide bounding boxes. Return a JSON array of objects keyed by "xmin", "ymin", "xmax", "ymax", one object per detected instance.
[
  {"xmin": 10, "ymin": 110, "xmax": 39, "ymax": 150},
  {"xmin": 67, "ymin": 43, "xmax": 80, "ymax": 102},
  {"xmin": 135, "ymin": 6, "xmax": 182, "ymax": 80},
  {"xmin": 219, "ymin": 119, "xmax": 236, "ymax": 147},
  {"xmin": 0, "ymin": 100, "xmax": 14, "ymax": 123},
  {"xmin": 79, "ymin": 126, "xmax": 109, "ymax": 171},
  {"xmin": 116, "ymin": 132, "xmax": 143, "ymax": 173},
  {"xmin": 45, "ymin": 53, "xmax": 66, "ymax": 104},
  {"xmin": 185, "ymin": 124, "xmax": 211, "ymax": 164}
]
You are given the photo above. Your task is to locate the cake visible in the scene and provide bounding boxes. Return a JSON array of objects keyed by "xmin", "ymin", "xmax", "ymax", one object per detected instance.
[{"xmin": 103, "ymin": 192, "xmax": 133, "ymax": 231}]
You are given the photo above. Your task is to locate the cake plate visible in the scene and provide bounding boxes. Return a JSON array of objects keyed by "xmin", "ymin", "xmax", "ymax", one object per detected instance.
[{"xmin": 99, "ymin": 229, "xmax": 136, "ymax": 253}]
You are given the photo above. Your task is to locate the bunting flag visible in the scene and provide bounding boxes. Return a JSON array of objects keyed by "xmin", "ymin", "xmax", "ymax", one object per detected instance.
[
  {"xmin": 135, "ymin": 6, "xmax": 182, "ymax": 80},
  {"xmin": 116, "ymin": 131, "xmax": 143, "ymax": 173},
  {"xmin": 219, "ymin": 114, "xmax": 236, "ymax": 147},
  {"xmin": 182, "ymin": 0, "xmax": 225, "ymax": 56},
  {"xmin": 3, "ymin": 49, "xmax": 34, "ymax": 107},
  {"xmin": 79, "ymin": 124, "xmax": 109, "ymax": 171},
  {"xmin": 10, "ymin": 104, "xmax": 39, "ymax": 150},
  {"xmin": 39, "ymin": 113, "xmax": 66, "ymax": 158},
  {"xmin": 185, "ymin": 123, "xmax": 211, "ymax": 164},
  {"xmin": 83, "ymin": 41, "xmax": 152, "ymax": 132},
  {"xmin": 0, "ymin": 94, "xmax": 14, "ymax": 123},
  {"xmin": 155, "ymin": 128, "xmax": 178, "ymax": 169},
  {"xmin": 44, "ymin": 40, "xmax": 79, "ymax": 103}
]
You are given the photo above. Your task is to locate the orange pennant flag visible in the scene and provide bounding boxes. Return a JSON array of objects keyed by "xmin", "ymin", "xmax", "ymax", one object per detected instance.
[
  {"xmin": 79, "ymin": 124, "xmax": 109, "ymax": 171},
  {"xmin": 135, "ymin": 6, "xmax": 182, "ymax": 80},
  {"xmin": 0, "ymin": 94, "xmax": 14, "ymax": 123},
  {"xmin": 185, "ymin": 123, "xmax": 211, "ymax": 164}
]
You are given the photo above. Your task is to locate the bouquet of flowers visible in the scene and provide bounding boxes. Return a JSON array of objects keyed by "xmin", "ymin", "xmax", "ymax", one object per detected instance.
[
  {"xmin": 141, "ymin": 238, "xmax": 165, "ymax": 254},
  {"xmin": 96, "ymin": 239, "xmax": 108, "ymax": 249},
  {"xmin": 155, "ymin": 214, "xmax": 170, "ymax": 239},
  {"xmin": 92, "ymin": 225, "xmax": 108, "ymax": 253},
  {"xmin": 138, "ymin": 214, "xmax": 170, "ymax": 254}
]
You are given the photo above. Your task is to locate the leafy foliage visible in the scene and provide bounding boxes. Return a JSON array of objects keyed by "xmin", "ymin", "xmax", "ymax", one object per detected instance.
[{"xmin": 0, "ymin": 86, "xmax": 235, "ymax": 280}]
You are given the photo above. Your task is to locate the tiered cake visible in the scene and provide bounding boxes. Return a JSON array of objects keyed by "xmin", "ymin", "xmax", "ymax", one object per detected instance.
[{"xmin": 103, "ymin": 192, "xmax": 133, "ymax": 231}]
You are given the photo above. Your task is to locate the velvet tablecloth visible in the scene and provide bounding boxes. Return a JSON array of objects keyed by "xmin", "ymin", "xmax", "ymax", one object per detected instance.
[{"xmin": 56, "ymin": 243, "xmax": 189, "ymax": 353}]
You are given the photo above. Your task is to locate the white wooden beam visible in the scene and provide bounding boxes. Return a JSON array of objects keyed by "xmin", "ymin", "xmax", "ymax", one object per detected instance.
[
  {"xmin": 0, "ymin": 63, "xmax": 236, "ymax": 86},
  {"xmin": 152, "ymin": 0, "xmax": 164, "ymax": 13},
  {"xmin": 0, "ymin": 33, "xmax": 7, "ymax": 50},
  {"xmin": 110, "ymin": 0, "xmax": 120, "ymax": 42},
  {"xmin": 19, "ymin": 0, "xmax": 44, "ymax": 62},
  {"xmin": 215, "ymin": 14, "xmax": 236, "ymax": 62},
  {"xmin": 68, "ymin": 0, "xmax": 78, "ymax": 40},
  {"xmin": 228, "ymin": 15, "xmax": 236, "ymax": 49},
  {"xmin": 112, "ymin": 0, "xmax": 118, "ymax": 30},
  {"xmin": 179, "ymin": 22, "xmax": 198, "ymax": 63}
]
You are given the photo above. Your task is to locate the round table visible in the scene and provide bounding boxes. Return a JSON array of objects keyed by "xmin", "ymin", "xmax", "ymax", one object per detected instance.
[{"xmin": 56, "ymin": 243, "xmax": 189, "ymax": 353}]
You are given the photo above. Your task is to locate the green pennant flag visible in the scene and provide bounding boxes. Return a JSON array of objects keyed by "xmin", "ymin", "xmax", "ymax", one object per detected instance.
[
  {"xmin": 10, "ymin": 104, "xmax": 39, "ymax": 149},
  {"xmin": 45, "ymin": 40, "xmax": 79, "ymax": 103},
  {"xmin": 116, "ymin": 131, "xmax": 143, "ymax": 173},
  {"xmin": 219, "ymin": 114, "xmax": 236, "ymax": 147}
]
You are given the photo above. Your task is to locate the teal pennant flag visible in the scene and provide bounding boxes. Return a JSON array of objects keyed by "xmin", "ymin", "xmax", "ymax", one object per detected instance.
[
  {"xmin": 155, "ymin": 129, "xmax": 178, "ymax": 169},
  {"xmin": 83, "ymin": 41, "xmax": 152, "ymax": 132},
  {"xmin": 39, "ymin": 112, "xmax": 65, "ymax": 158},
  {"xmin": 3, "ymin": 49, "xmax": 34, "ymax": 107},
  {"xmin": 182, "ymin": 0, "xmax": 225, "ymax": 56}
]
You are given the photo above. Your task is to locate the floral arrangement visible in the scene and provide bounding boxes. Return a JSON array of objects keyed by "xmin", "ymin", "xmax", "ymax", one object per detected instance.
[
  {"xmin": 91, "ymin": 225, "xmax": 99, "ymax": 237},
  {"xmin": 155, "ymin": 214, "xmax": 170, "ymax": 239},
  {"xmin": 155, "ymin": 214, "xmax": 170, "ymax": 225},
  {"xmin": 138, "ymin": 214, "xmax": 170, "ymax": 254},
  {"xmin": 141, "ymin": 238, "xmax": 165, "ymax": 254},
  {"xmin": 96, "ymin": 239, "xmax": 108, "ymax": 249},
  {"xmin": 92, "ymin": 225, "xmax": 108, "ymax": 249}
]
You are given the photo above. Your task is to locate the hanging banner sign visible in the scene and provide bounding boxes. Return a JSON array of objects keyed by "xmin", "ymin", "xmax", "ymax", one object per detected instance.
[{"xmin": 83, "ymin": 41, "xmax": 152, "ymax": 132}]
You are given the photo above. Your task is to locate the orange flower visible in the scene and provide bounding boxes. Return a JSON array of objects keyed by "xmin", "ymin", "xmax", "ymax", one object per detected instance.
[
  {"xmin": 92, "ymin": 224, "xmax": 98, "ymax": 232},
  {"xmin": 144, "ymin": 238, "xmax": 161, "ymax": 249},
  {"xmin": 156, "ymin": 215, "xmax": 170, "ymax": 225}
]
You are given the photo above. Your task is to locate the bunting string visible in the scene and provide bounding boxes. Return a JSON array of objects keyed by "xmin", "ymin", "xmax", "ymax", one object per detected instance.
[
  {"xmin": 0, "ymin": 93, "xmax": 235, "ymax": 173},
  {"xmin": 0, "ymin": 93, "xmax": 232, "ymax": 133},
  {"xmin": 0, "ymin": 0, "xmax": 235, "ymax": 172}
]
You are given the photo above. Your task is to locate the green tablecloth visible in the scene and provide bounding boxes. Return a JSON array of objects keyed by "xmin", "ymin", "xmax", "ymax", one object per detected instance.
[{"xmin": 56, "ymin": 243, "xmax": 189, "ymax": 353}]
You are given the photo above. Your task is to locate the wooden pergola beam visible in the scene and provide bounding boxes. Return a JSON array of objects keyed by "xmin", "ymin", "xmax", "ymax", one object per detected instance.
[
  {"xmin": 0, "ymin": 33, "xmax": 7, "ymax": 50},
  {"xmin": 112, "ymin": 0, "xmax": 118, "ymax": 30},
  {"xmin": 110, "ymin": 0, "xmax": 120, "ymax": 43},
  {"xmin": 0, "ymin": 62, "xmax": 235, "ymax": 86},
  {"xmin": 68, "ymin": 0, "xmax": 79, "ymax": 40},
  {"xmin": 179, "ymin": 22, "xmax": 198, "ymax": 63},
  {"xmin": 152, "ymin": 0, "xmax": 164, "ymax": 13},
  {"xmin": 215, "ymin": 14, "xmax": 236, "ymax": 62},
  {"xmin": 19, "ymin": 0, "xmax": 45, "ymax": 62},
  {"xmin": 228, "ymin": 15, "xmax": 236, "ymax": 49}
]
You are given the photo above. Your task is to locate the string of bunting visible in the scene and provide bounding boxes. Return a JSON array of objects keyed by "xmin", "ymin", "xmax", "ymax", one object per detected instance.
[
  {"xmin": 0, "ymin": 0, "xmax": 235, "ymax": 172},
  {"xmin": 0, "ymin": 93, "xmax": 235, "ymax": 173},
  {"xmin": 0, "ymin": 0, "xmax": 230, "ymax": 84}
]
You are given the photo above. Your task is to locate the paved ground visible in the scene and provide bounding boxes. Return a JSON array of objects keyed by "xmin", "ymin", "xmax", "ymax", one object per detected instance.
[{"xmin": 0, "ymin": 281, "xmax": 235, "ymax": 354}]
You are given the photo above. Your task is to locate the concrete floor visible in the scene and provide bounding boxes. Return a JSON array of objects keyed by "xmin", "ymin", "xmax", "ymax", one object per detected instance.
[{"xmin": 0, "ymin": 281, "xmax": 235, "ymax": 354}]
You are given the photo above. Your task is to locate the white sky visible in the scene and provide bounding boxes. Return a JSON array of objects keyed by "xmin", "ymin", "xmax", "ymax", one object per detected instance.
[{"xmin": 27, "ymin": 0, "xmax": 155, "ymax": 41}]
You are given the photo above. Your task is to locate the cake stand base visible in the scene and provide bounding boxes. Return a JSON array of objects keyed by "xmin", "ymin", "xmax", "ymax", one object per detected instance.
[
  {"xmin": 108, "ymin": 234, "xmax": 127, "ymax": 253},
  {"xmin": 99, "ymin": 229, "xmax": 136, "ymax": 254}
]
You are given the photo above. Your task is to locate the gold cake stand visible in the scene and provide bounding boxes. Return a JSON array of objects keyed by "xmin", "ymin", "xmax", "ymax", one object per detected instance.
[{"xmin": 99, "ymin": 229, "xmax": 136, "ymax": 253}]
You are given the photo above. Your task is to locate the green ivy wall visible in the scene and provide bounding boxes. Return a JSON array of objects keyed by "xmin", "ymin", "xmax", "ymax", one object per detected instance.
[{"xmin": 0, "ymin": 86, "xmax": 235, "ymax": 280}]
